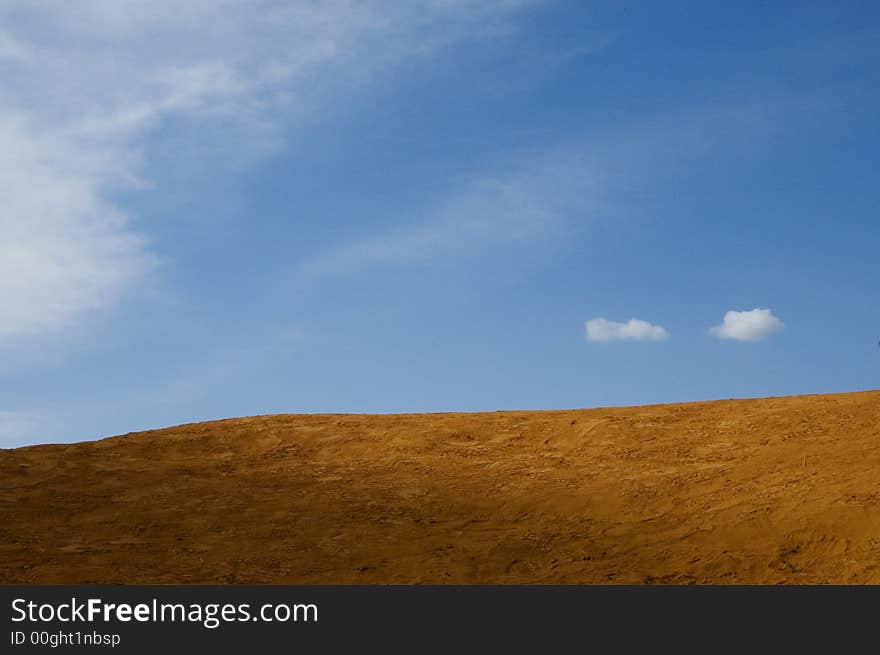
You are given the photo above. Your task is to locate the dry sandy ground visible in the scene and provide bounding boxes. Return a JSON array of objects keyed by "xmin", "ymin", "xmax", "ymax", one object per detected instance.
[{"xmin": 2, "ymin": 391, "xmax": 879, "ymax": 584}]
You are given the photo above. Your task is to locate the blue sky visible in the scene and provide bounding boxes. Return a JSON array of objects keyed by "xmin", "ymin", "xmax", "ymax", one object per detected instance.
[{"xmin": 2, "ymin": 0, "xmax": 879, "ymax": 447}]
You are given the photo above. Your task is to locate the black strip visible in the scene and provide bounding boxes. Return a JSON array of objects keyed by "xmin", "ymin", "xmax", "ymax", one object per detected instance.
[{"xmin": 2, "ymin": 585, "xmax": 875, "ymax": 652}]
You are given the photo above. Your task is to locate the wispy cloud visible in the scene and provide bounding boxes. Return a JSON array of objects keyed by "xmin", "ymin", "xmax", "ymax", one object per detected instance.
[
  {"xmin": 298, "ymin": 81, "xmax": 813, "ymax": 282},
  {"xmin": 301, "ymin": 151, "xmax": 602, "ymax": 276},
  {"xmin": 0, "ymin": 115, "xmax": 155, "ymax": 340},
  {"xmin": 0, "ymin": 0, "xmax": 543, "ymax": 341},
  {"xmin": 710, "ymin": 308, "xmax": 784, "ymax": 342},
  {"xmin": 585, "ymin": 318, "xmax": 670, "ymax": 343}
]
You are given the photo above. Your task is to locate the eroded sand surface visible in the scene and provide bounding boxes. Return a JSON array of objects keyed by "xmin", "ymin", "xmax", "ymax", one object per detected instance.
[{"xmin": 2, "ymin": 391, "xmax": 879, "ymax": 584}]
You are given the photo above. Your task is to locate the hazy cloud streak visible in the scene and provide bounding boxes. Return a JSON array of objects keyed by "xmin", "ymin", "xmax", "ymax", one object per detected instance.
[
  {"xmin": 585, "ymin": 317, "xmax": 670, "ymax": 342},
  {"xmin": 0, "ymin": 0, "xmax": 542, "ymax": 340}
]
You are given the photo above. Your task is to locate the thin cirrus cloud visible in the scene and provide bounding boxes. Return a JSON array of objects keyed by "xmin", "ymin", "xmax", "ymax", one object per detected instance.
[
  {"xmin": 710, "ymin": 308, "xmax": 784, "ymax": 342},
  {"xmin": 0, "ymin": 0, "xmax": 546, "ymax": 342},
  {"xmin": 585, "ymin": 318, "xmax": 670, "ymax": 343},
  {"xmin": 301, "ymin": 152, "xmax": 602, "ymax": 277}
]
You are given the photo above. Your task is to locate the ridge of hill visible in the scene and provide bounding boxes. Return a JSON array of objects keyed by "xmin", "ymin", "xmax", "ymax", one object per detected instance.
[{"xmin": 2, "ymin": 391, "xmax": 879, "ymax": 584}]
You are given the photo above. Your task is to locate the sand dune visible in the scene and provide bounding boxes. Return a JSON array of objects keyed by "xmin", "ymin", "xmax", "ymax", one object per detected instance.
[{"xmin": 2, "ymin": 390, "xmax": 879, "ymax": 584}]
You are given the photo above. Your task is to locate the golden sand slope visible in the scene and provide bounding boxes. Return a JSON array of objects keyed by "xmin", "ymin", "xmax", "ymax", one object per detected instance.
[{"xmin": 2, "ymin": 391, "xmax": 879, "ymax": 584}]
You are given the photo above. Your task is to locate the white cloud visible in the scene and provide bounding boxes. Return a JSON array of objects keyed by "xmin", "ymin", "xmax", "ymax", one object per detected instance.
[
  {"xmin": 710, "ymin": 308, "xmax": 783, "ymax": 342},
  {"xmin": 585, "ymin": 317, "xmax": 669, "ymax": 343},
  {"xmin": 0, "ymin": 116, "xmax": 155, "ymax": 339},
  {"xmin": 0, "ymin": 0, "xmax": 542, "ymax": 340}
]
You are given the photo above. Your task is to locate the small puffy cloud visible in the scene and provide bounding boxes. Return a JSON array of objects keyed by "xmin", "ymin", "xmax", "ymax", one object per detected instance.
[
  {"xmin": 710, "ymin": 308, "xmax": 783, "ymax": 342},
  {"xmin": 585, "ymin": 317, "xmax": 669, "ymax": 343}
]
